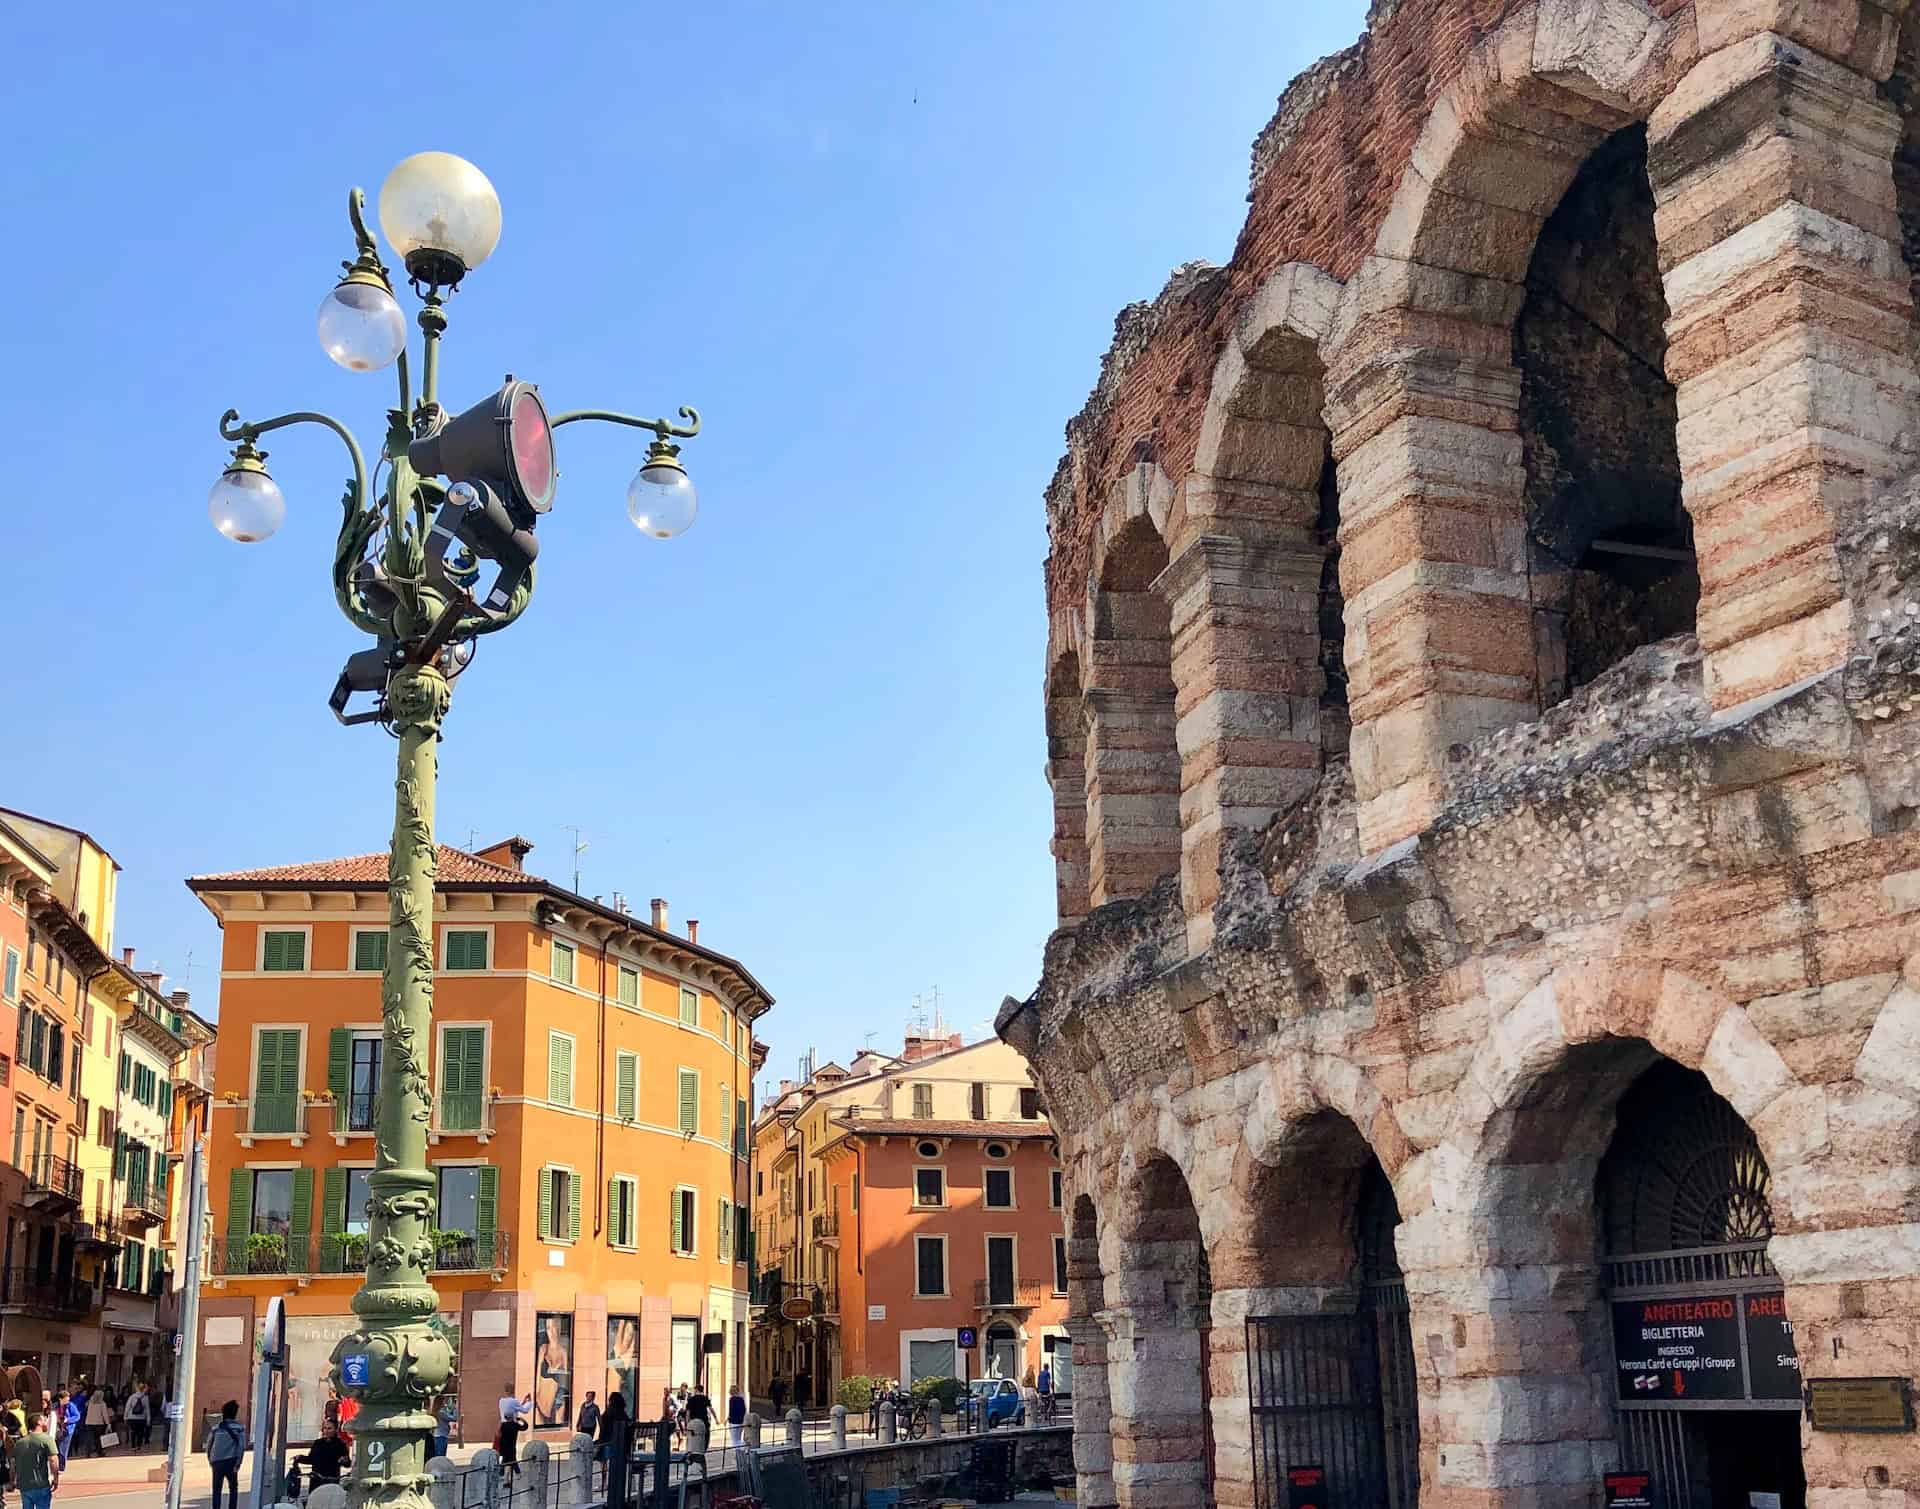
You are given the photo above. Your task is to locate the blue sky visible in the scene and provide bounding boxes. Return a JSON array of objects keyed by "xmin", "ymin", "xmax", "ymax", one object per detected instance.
[{"xmin": 2, "ymin": 1, "xmax": 1367, "ymax": 1085}]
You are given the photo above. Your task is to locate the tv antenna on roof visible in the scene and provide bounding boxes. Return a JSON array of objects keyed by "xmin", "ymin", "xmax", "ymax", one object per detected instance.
[{"xmin": 564, "ymin": 826, "xmax": 588, "ymax": 893}]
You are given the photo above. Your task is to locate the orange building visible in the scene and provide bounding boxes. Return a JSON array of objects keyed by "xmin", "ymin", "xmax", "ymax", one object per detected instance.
[
  {"xmin": 751, "ymin": 1036, "xmax": 1068, "ymax": 1404},
  {"xmin": 187, "ymin": 838, "xmax": 772, "ymax": 1440}
]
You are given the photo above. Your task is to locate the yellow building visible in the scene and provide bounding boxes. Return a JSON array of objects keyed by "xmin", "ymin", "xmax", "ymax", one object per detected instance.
[{"xmin": 186, "ymin": 837, "xmax": 773, "ymax": 1440}]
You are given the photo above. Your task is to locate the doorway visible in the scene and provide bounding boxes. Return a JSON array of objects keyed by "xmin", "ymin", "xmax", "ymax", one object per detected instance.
[
  {"xmin": 1599, "ymin": 1062, "xmax": 1804, "ymax": 1509},
  {"xmin": 671, "ymin": 1318, "xmax": 699, "ymax": 1394},
  {"xmin": 986, "ymin": 1322, "xmax": 1019, "ymax": 1382}
]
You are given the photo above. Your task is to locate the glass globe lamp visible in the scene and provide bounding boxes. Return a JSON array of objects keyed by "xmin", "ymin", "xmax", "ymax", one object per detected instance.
[
  {"xmin": 317, "ymin": 278, "xmax": 406, "ymax": 371},
  {"xmin": 378, "ymin": 151, "xmax": 502, "ymax": 287},
  {"xmin": 209, "ymin": 447, "xmax": 286, "ymax": 543},
  {"xmin": 626, "ymin": 443, "xmax": 697, "ymax": 539}
]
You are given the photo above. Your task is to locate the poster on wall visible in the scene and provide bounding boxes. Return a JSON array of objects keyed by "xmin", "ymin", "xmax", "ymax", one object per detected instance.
[
  {"xmin": 274, "ymin": 1312, "xmax": 460, "ymax": 1444},
  {"xmin": 606, "ymin": 1315, "xmax": 639, "ymax": 1414},
  {"xmin": 533, "ymin": 1312, "xmax": 573, "ymax": 1427}
]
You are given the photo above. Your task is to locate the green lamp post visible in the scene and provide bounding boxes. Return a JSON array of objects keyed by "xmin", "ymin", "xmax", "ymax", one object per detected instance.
[{"xmin": 208, "ymin": 149, "xmax": 702, "ymax": 1509}]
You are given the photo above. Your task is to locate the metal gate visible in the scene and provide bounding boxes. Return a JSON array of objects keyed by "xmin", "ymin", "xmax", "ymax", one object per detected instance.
[{"xmin": 1248, "ymin": 1312, "xmax": 1395, "ymax": 1509}]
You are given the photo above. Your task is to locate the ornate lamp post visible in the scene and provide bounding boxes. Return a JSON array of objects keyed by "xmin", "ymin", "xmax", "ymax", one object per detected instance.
[{"xmin": 207, "ymin": 150, "xmax": 701, "ymax": 1509}]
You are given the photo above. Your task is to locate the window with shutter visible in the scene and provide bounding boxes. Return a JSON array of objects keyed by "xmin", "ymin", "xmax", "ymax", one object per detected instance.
[
  {"xmin": 985, "ymin": 1169, "xmax": 1013, "ymax": 1208},
  {"xmin": 537, "ymin": 1167, "xmax": 554, "ymax": 1242},
  {"xmin": 261, "ymin": 930, "xmax": 306, "ymax": 971},
  {"xmin": 352, "ymin": 930, "xmax": 387, "ymax": 971},
  {"xmin": 475, "ymin": 1164, "xmax": 498, "ymax": 1239},
  {"xmin": 322, "ymin": 1167, "xmax": 348, "ymax": 1270},
  {"xmin": 615, "ymin": 1052, "xmax": 638, "ymax": 1121},
  {"xmin": 568, "ymin": 1173, "xmax": 581, "ymax": 1242},
  {"xmin": 617, "ymin": 966, "xmax": 639, "ymax": 1006},
  {"xmin": 914, "ymin": 1167, "xmax": 944, "ymax": 1207},
  {"xmin": 735, "ymin": 1204, "xmax": 749, "ymax": 1263},
  {"xmin": 718, "ymin": 1198, "xmax": 731, "ymax": 1262},
  {"xmin": 289, "ymin": 1167, "xmax": 313, "ymax": 1268},
  {"xmin": 970, "ymin": 1082, "xmax": 987, "ymax": 1119},
  {"xmin": 440, "ymin": 1027, "xmax": 485, "ymax": 1130},
  {"xmin": 679, "ymin": 986, "xmax": 698, "ymax": 1026},
  {"xmin": 735, "ymin": 1097, "xmax": 748, "ymax": 1157},
  {"xmin": 677, "ymin": 1070, "xmax": 698, "ymax": 1135},
  {"xmin": 912, "ymin": 1083, "xmax": 933, "ymax": 1119},
  {"xmin": 252, "ymin": 1029, "xmax": 301, "ymax": 1134},
  {"xmin": 548, "ymin": 1033, "xmax": 574, "ymax": 1105},
  {"xmin": 445, "ymin": 930, "xmax": 488, "ymax": 970},
  {"xmin": 1054, "ymin": 1235, "xmax": 1069, "ymax": 1294},
  {"xmin": 551, "ymin": 940, "xmax": 575, "ymax": 985},
  {"xmin": 119, "ymin": 1052, "xmax": 130, "ymax": 1092},
  {"xmin": 670, "ymin": 1187, "xmax": 685, "ymax": 1253},
  {"xmin": 327, "ymin": 1028, "xmax": 351, "ymax": 1119},
  {"xmin": 720, "ymin": 1085, "xmax": 730, "ymax": 1145},
  {"xmin": 2, "ymin": 948, "xmax": 15, "ymax": 1002}
]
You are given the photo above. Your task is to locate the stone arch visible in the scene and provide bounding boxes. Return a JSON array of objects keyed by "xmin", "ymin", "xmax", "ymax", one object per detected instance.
[
  {"xmin": 1084, "ymin": 499, "xmax": 1181, "ymax": 908},
  {"xmin": 1324, "ymin": 0, "xmax": 1679, "ymax": 851},
  {"xmin": 1047, "ymin": 650, "xmax": 1091, "ymax": 926},
  {"xmin": 1066, "ymin": 1193, "xmax": 1115, "ymax": 1509},
  {"xmin": 1169, "ymin": 262, "xmax": 1346, "ymax": 952},
  {"xmin": 1106, "ymin": 1152, "xmax": 1212, "ymax": 1508}
]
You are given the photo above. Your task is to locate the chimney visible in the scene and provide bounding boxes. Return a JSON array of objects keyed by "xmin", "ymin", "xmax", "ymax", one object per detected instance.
[
  {"xmin": 122, "ymin": 947, "xmax": 135, "ymax": 967},
  {"xmin": 650, "ymin": 897, "xmax": 669, "ymax": 931},
  {"xmin": 169, "ymin": 990, "xmax": 190, "ymax": 1009},
  {"xmin": 474, "ymin": 836, "xmax": 534, "ymax": 872},
  {"xmin": 612, "ymin": 891, "xmax": 628, "ymax": 915},
  {"xmin": 686, "ymin": 919, "xmax": 699, "ymax": 944}
]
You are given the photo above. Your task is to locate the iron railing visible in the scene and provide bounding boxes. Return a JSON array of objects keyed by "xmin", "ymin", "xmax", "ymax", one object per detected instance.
[
  {"xmin": 1248, "ymin": 1311, "xmax": 1412, "ymax": 1509},
  {"xmin": 973, "ymin": 1278, "xmax": 1048, "ymax": 1309},
  {"xmin": 1601, "ymin": 1238, "xmax": 1776, "ymax": 1293},
  {"xmin": 24, "ymin": 1153, "xmax": 82, "ymax": 1203},
  {"xmin": 123, "ymin": 1178, "xmax": 167, "ymax": 1221},
  {"xmin": 812, "ymin": 1210, "xmax": 839, "ymax": 1241},
  {"xmin": 335, "ymin": 1091, "xmax": 380, "ymax": 1134},
  {"xmin": 0, "ymin": 1264, "xmax": 95, "ymax": 1315},
  {"xmin": 213, "ymin": 1231, "xmax": 509, "ymax": 1277}
]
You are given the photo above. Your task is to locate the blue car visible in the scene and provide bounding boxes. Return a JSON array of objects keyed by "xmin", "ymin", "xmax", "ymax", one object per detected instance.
[{"xmin": 969, "ymin": 1378, "xmax": 1025, "ymax": 1427}]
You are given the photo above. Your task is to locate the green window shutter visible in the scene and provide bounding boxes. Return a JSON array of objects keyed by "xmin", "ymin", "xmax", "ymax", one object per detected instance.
[
  {"xmin": 354, "ymin": 930, "xmax": 388, "ymax": 972},
  {"xmin": 441, "ymin": 1027, "xmax": 484, "ymax": 1129},
  {"xmin": 679, "ymin": 986, "xmax": 698, "ymax": 1025},
  {"xmin": 289, "ymin": 1166, "xmax": 313, "ymax": 1267},
  {"xmin": 263, "ymin": 931, "xmax": 306, "ymax": 971},
  {"xmin": 537, "ymin": 1168, "xmax": 553, "ymax": 1241},
  {"xmin": 328, "ymin": 1028, "xmax": 351, "ymax": 1098},
  {"xmin": 227, "ymin": 1168, "xmax": 252, "ymax": 1238},
  {"xmin": 568, "ymin": 1175, "xmax": 581, "ymax": 1242},
  {"xmin": 475, "ymin": 1164, "xmax": 498, "ymax": 1235},
  {"xmin": 671, "ymin": 1189, "xmax": 684, "ymax": 1253},
  {"xmin": 678, "ymin": 1071, "xmax": 697, "ymax": 1135},
  {"xmin": 616, "ymin": 1053, "xmax": 637, "ymax": 1121},
  {"xmin": 720, "ymin": 1090, "xmax": 731, "ymax": 1146},
  {"xmin": 718, "ymin": 1198, "xmax": 729, "ymax": 1262},
  {"xmin": 113, "ymin": 1132, "xmax": 126, "ymax": 1178},
  {"xmin": 736, "ymin": 1098, "xmax": 748, "ymax": 1157},
  {"xmin": 617, "ymin": 967, "xmax": 638, "ymax": 1006},
  {"xmin": 446, "ymin": 931, "xmax": 488, "ymax": 970},
  {"xmin": 549, "ymin": 1036, "xmax": 573, "ymax": 1105},
  {"xmin": 254, "ymin": 1030, "xmax": 299, "ymax": 1134},
  {"xmin": 119, "ymin": 1052, "xmax": 130, "ymax": 1092},
  {"xmin": 552, "ymin": 941, "xmax": 574, "ymax": 985},
  {"xmin": 322, "ymin": 1168, "xmax": 347, "ymax": 1234},
  {"xmin": 607, "ymin": 1176, "xmax": 620, "ymax": 1245}
]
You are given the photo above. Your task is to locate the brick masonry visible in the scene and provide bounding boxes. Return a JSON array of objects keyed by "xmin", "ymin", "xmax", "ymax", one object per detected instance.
[{"xmin": 1019, "ymin": 2, "xmax": 1920, "ymax": 1507}]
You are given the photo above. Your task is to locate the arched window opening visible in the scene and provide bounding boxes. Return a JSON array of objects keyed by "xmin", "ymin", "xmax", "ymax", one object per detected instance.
[
  {"xmin": 1116, "ymin": 1157, "xmax": 1211, "ymax": 1506},
  {"xmin": 1315, "ymin": 443, "xmax": 1348, "ymax": 757},
  {"xmin": 1516, "ymin": 124, "xmax": 1696, "ymax": 706},
  {"xmin": 1884, "ymin": 16, "xmax": 1920, "ymax": 363},
  {"xmin": 1596, "ymin": 1061, "xmax": 1801, "ymax": 1509},
  {"xmin": 1047, "ymin": 651, "xmax": 1091, "ymax": 925}
]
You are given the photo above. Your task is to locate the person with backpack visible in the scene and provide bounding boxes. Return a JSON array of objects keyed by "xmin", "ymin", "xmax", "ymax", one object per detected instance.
[
  {"xmin": 124, "ymin": 1386, "xmax": 151, "ymax": 1452},
  {"xmin": 207, "ymin": 1400, "xmax": 246, "ymax": 1509}
]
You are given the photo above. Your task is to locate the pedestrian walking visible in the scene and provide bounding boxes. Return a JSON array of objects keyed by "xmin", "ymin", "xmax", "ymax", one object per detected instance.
[
  {"xmin": 124, "ymin": 1386, "xmax": 151, "ymax": 1452},
  {"xmin": 573, "ymin": 1391, "xmax": 599, "ymax": 1438},
  {"xmin": 81, "ymin": 1392, "xmax": 110, "ymax": 1458},
  {"xmin": 206, "ymin": 1400, "xmax": 246, "ymax": 1509},
  {"xmin": 9, "ymin": 1411, "xmax": 58, "ymax": 1509},
  {"xmin": 725, "ymin": 1385, "xmax": 745, "ymax": 1450},
  {"xmin": 682, "ymin": 1382, "xmax": 712, "ymax": 1463},
  {"xmin": 431, "ymin": 1395, "xmax": 455, "ymax": 1462},
  {"xmin": 1037, "ymin": 1363, "xmax": 1054, "ymax": 1425}
]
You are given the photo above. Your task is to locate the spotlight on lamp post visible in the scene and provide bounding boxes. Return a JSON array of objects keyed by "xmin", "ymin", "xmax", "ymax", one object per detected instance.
[{"xmin": 204, "ymin": 150, "xmax": 703, "ymax": 1509}]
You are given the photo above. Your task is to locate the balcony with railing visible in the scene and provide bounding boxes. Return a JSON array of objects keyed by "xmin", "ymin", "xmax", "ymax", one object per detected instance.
[
  {"xmin": 811, "ymin": 1210, "xmax": 839, "ymax": 1244},
  {"xmin": 974, "ymin": 1278, "xmax": 1050, "ymax": 1311},
  {"xmin": 333, "ymin": 1091, "xmax": 380, "ymax": 1136},
  {"xmin": 0, "ymin": 1265, "xmax": 95, "ymax": 1317},
  {"xmin": 211, "ymin": 1230, "xmax": 509, "ymax": 1278},
  {"xmin": 122, "ymin": 1178, "xmax": 167, "ymax": 1231},
  {"xmin": 22, "ymin": 1154, "xmax": 82, "ymax": 1209},
  {"xmin": 433, "ymin": 1090, "xmax": 494, "ymax": 1140}
]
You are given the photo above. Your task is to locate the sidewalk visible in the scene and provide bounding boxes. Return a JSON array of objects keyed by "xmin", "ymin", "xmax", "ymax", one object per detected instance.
[{"xmin": 53, "ymin": 1443, "xmax": 497, "ymax": 1503}]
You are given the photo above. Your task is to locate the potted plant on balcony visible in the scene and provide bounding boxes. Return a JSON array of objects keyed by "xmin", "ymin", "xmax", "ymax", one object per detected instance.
[
  {"xmin": 335, "ymin": 1231, "xmax": 368, "ymax": 1272},
  {"xmin": 245, "ymin": 1232, "xmax": 287, "ymax": 1275},
  {"xmin": 432, "ymin": 1228, "xmax": 474, "ymax": 1270}
]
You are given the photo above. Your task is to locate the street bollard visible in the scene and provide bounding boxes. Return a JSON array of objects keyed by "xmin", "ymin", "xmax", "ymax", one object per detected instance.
[
  {"xmin": 561, "ymin": 1435, "xmax": 594, "ymax": 1506},
  {"xmin": 308, "ymin": 1485, "xmax": 349, "ymax": 1509},
  {"xmin": 829, "ymin": 1404, "xmax": 846, "ymax": 1450},
  {"xmin": 469, "ymin": 1448, "xmax": 501, "ymax": 1509},
  {"xmin": 425, "ymin": 1456, "xmax": 457, "ymax": 1509},
  {"xmin": 927, "ymin": 1400, "xmax": 942, "ymax": 1439},
  {"xmin": 878, "ymin": 1400, "xmax": 896, "ymax": 1444},
  {"xmin": 785, "ymin": 1407, "xmax": 802, "ymax": 1445},
  {"xmin": 744, "ymin": 1411, "xmax": 761, "ymax": 1448},
  {"xmin": 523, "ymin": 1438, "xmax": 550, "ymax": 1505}
]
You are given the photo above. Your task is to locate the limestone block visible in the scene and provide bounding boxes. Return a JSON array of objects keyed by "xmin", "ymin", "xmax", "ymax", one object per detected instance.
[
  {"xmin": 1854, "ymin": 982, "xmax": 1920, "ymax": 1097},
  {"xmin": 1751, "ymin": 1083, "xmax": 1833, "ymax": 1167},
  {"xmin": 1700, "ymin": 1006, "xmax": 1797, "ymax": 1120},
  {"xmin": 1532, "ymin": 0, "xmax": 1666, "ymax": 102}
]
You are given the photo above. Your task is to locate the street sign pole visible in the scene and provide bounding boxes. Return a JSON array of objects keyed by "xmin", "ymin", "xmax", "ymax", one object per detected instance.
[{"xmin": 164, "ymin": 1135, "xmax": 208, "ymax": 1509}]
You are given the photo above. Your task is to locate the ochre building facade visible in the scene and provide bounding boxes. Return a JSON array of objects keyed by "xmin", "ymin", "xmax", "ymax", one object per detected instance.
[{"xmin": 1001, "ymin": 4, "xmax": 1920, "ymax": 1509}]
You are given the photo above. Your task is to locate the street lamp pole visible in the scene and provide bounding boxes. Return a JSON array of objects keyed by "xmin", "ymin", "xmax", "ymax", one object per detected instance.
[{"xmin": 207, "ymin": 152, "xmax": 703, "ymax": 1509}]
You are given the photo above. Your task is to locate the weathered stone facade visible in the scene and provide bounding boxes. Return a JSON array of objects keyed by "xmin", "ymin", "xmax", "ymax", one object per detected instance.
[{"xmin": 1005, "ymin": 3, "xmax": 1920, "ymax": 1508}]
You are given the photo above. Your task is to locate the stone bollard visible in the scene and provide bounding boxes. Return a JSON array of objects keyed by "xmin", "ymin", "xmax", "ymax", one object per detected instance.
[
  {"xmin": 561, "ymin": 1435, "xmax": 595, "ymax": 1506},
  {"xmin": 426, "ymin": 1456, "xmax": 458, "ymax": 1509},
  {"xmin": 829, "ymin": 1404, "xmax": 847, "ymax": 1450},
  {"xmin": 785, "ymin": 1406, "xmax": 803, "ymax": 1445},
  {"xmin": 927, "ymin": 1399, "xmax": 942, "ymax": 1438},
  {"xmin": 522, "ymin": 1439, "xmax": 550, "ymax": 1504},
  {"xmin": 308, "ymin": 1485, "xmax": 350, "ymax": 1509},
  {"xmin": 878, "ymin": 1399, "xmax": 896, "ymax": 1444},
  {"xmin": 744, "ymin": 1411, "xmax": 762, "ymax": 1448},
  {"xmin": 469, "ymin": 1447, "xmax": 502, "ymax": 1509}
]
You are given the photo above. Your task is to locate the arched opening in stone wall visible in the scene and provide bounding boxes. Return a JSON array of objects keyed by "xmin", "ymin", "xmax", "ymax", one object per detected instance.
[
  {"xmin": 1469, "ymin": 1038, "xmax": 1803, "ymax": 1509},
  {"xmin": 1067, "ymin": 1193, "xmax": 1116, "ymax": 1509},
  {"xmin": 1316, "ymin": 444, "xmax": 1348, "ymax": 757},
  {"xmin": 1046, "ymin": 651, "xmax": 1091, "ymax": 925},
  {"xmin": 1597, "ymin": 1060, "xmax": 1802, "ymax": 1509},
  {"xmin": 1111, "ymin": 1156, "xmax": 1211, "ymax": 1507},
  {"xmin": 1515, "ymin": 124, "xmax": 1697, "ymax": 707},
  {"xmin": 1086, "ymin": 518, "xmax": 1181, "ymax": 908},
  {"xmin": 1885, "ymin": 13, "xmax": 1920, "ymax": 364},
  {"xmin": 1236, "ymin": 1113, "xmax": 1418, "ymax": 1509}
]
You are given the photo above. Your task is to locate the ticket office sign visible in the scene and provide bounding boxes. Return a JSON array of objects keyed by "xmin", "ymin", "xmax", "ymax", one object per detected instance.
[{"xmin": 1612, "ymin": 1291, "xmax": 1797, "ymax": 1405}]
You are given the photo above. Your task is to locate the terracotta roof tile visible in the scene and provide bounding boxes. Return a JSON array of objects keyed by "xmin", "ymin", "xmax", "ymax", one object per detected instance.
[{"xmin": 189, "ymin": 846, "xmax": 534, "ymax": 887}]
